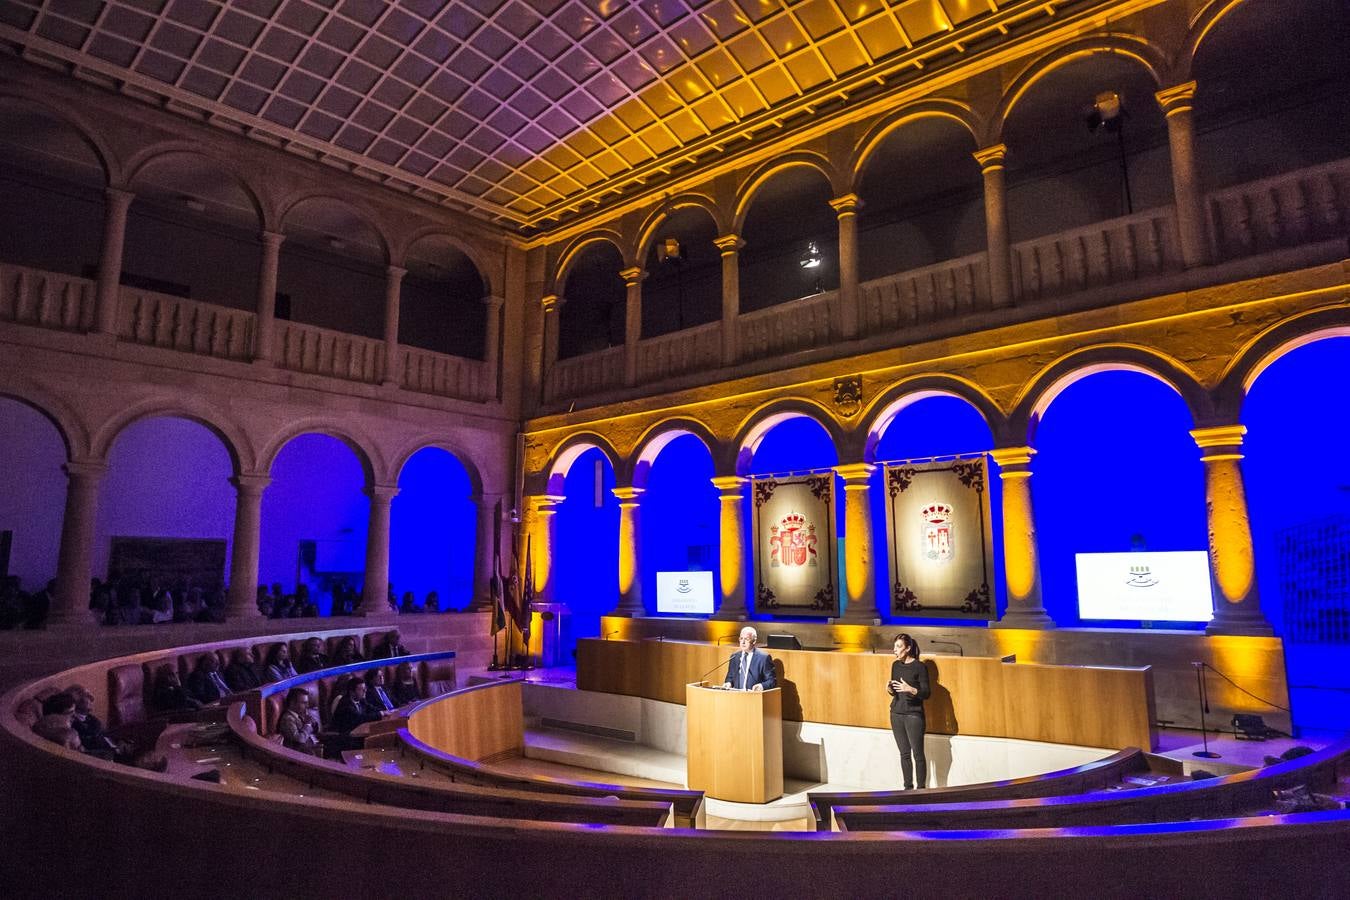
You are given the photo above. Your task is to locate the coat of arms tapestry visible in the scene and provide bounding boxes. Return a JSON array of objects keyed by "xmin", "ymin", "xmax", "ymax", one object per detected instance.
[
  {"xmin": 883, "ymin": 456, "xmax": 995, "ymax": 620},
  {"xmin": 750, "ymin": 473, "xmax": 837, "ymax": 617}
]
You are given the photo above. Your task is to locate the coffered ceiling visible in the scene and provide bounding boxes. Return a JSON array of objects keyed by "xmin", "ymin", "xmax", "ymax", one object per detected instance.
[{"xmin": 1, "ymin": 1, "xmax": 1130, "ymax": 234}]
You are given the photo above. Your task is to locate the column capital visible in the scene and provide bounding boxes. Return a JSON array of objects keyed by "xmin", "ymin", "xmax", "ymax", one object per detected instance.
[
  {"xmin": 619, "ymin": 266, "xmax": 646, "ymax": 287},
  {"xmin": 713, "ymin": 234, "xmax": 745, "ymax": 255},
  {"xmin": 364, "ymin": 483, "xmax": 400, "ymax": 503},
  {"xmin": 63, "ymin": 460, "xmax": 108, "ymax": 481},
  {"xmin": 710, "ymin": 475, "xmax": 748, "ymax": 494},
  {"xmin": 832, "ymin": 462, "xmax": 875, "ymax": 483},
  {"xmin": 990, "ymin": 446, "xmax": 1035, "ymax": 472},
  {"xmin": 1191, "ymin": 424, "xmax": 1246, "ymax": 459},
  {"xmin": 260, "ymin": 230, "xmax": 286, "ymax": 249},
  {"xmin": 482, "ymin": 293, "xmax": 505, "ymax": 309},
  {"xmin": 104, "ymin": 186, "xmax": 135, "ymax": 209},
  {"xmin": 540, "ymin": 293, "xmax": 563, "ymax": 313},
  {"xmin": 526, "ymin": 493, "xmax": 567, "ymax": 514},
  {"xmin": 973, "ymin": 144, "xmax": 1008, "ymax": 172},
  {"xmin": 230, "ymin": 473, "xmax": 272, "ymax": 495},
  {"xmin": 828, "ymin": 193, "xmax": 863, "ymax": 216},
  {"xmin": 1156, "ymin": 81, "xmax": 1198, "ymax": 116},
  {"xmin": 612, "ymin": 485, "xmax": 645, "ymax": 503}
]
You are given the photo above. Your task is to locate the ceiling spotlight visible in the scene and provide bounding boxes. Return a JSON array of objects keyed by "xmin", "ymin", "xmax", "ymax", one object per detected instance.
[
  {"xmin": 1084, "ymin": 90, "xmax": 1125, "ymax": 132},
  {"xmin": 799, "ymin": 241, "xmax": 822, "ymax": 269},
  {"xmin": 656, "ymin": 237, "xmax": 684, "ymax": 263}
]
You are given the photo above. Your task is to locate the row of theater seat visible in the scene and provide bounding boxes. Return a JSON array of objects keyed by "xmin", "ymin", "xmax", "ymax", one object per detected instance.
[{"xmin": 256, "ymin": 657, "xmax": 457, "ymax": 735}]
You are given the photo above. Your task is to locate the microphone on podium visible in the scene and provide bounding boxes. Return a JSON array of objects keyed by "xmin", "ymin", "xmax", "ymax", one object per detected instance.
[
  {"xmin": 695, "ymin": 655, "xmax": 733, "ymax": 686},
  {"xmin": 602, "ymin": 630, "xmax": 619, "ymax": 641}
]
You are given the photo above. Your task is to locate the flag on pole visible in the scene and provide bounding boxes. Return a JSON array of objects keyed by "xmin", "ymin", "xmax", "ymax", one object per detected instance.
[
  {"xmin": 490, "ymin": 500, "xmax": 506, "ymax": 636},
  {"xmin": 519, "ymin": 534, "xmax": 534, "ymax": 635}
]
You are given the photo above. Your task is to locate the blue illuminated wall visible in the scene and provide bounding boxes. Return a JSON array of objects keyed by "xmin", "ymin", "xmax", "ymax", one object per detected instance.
[
  {"xmin": 553, "ymin": 447, "xmax": 618, "ymax": 645},
  {"xmin": 1032, "ymin": 371, "xmax": 1207, "ymax": 628},
  {"xmin": 638, "ymin": 434, "xmax": 717, "ymax": 614},
  {"xmin": 870, "ymin": 396, "xmax": 1000, "ymax": 625},
  {"xmin": 0, "ymin": 399, "xmax": 67, "ymax": 589},
  {"xmin": 390, "ymin": 447, "xmax": 476, "ymax": 610}
]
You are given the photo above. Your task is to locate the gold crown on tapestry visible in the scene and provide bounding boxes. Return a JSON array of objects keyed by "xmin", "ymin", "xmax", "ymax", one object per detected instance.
[
  {"xmin": 778, "ymin": 512, "xmax": 807, "ymax": 529},
  {"xmin": 921, "ymin": 502, "xmax": 952, "ymax": 524}
]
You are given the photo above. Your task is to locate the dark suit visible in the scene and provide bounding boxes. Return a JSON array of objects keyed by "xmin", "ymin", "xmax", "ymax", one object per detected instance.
[
  {"xmin": 332, "ymin": 695, "xmax": 382, "ymax": 734},
  {"xmin": 724, "ymin": 648, "xmax": 776, "ymax": 691},
  {"xmin": 185, "ymin": 669, "xmax": 231, "ymax": 705}
]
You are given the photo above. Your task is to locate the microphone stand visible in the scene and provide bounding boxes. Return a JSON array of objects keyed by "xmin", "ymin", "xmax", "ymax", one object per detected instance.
[{"xmin": 1192, "ymin": 661, "xmax": 1220, "ymax": 759}]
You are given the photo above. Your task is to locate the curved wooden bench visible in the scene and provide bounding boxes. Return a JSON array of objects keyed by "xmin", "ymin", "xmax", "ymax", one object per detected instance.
[
  {"xmin": 834, "ymin": 736, "xmax": 1350, "ymax": 831},
  {"xmin": 400, "ymin": 680, "xmax": 706, "ymax": 828},
  {"xmin": 808, "ymin": 746, "xmax": 1184, "ymax": 830}
]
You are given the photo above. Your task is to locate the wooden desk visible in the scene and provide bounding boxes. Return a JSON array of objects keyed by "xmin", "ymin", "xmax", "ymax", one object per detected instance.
[{"xmin": 579, "ymin": 638, "xmax": 1155, "ymax": 750}]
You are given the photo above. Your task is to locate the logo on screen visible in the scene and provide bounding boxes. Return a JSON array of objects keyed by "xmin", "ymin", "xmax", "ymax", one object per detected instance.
[
  {"xmin": 1125, "ymin": 565, "xmax": 1158, "ymax": 587},
  {"xmin": 676, "ymin": 579, "xmax": 691, "ymax": 593}
]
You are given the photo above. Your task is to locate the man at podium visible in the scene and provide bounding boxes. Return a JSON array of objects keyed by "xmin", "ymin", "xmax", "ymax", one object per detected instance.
[{"xmin": 723, "ymin": 626, "xmax": 777, "ymax": 692}]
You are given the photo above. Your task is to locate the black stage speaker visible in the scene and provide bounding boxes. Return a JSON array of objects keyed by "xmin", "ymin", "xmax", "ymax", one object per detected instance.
[{"xmin": 766, "ymin": 633, "xmax": 802, "ymax": 651}]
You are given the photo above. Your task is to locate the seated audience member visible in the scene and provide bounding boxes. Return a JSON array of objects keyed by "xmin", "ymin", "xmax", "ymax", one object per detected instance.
[
  {"xmin": 186, "ymin": 653, "xmax": 233, "ymax": 705},
  {"xmin": 277, "ymin": 687, "xmax": 321, "ymax": 756},
  {"xmin": 152, "ymin": 665, "xmax": 202, "ymax": 713},
  {"xmin": 328, "ymin": 674, "xmax": 355, "ymax": 720},
  {"xmin": 331, "ymin": 680, "xmax": 384, "ymax": 734},
  {"xmin": 365, "ymin": 668, "xmax": 396, "ymax": 712},
  {"xmin": 15, "ymin": 697, "xmax": 43, "ymax": 730},
  {"xmin": 263, "ymin": 644, "xmax": 298, "ymax": 682},
  {"xmin": 23, "ymin": 579, "xmax": 54, "ymax": 629},
  {"xmin": 148, "ymin": 586, "xmax": 174, "ymax": 624},
  {"xmin": 425, "ymin": 591, "xmax": 441, "ymax": 614},
  {"xmin": 66, "ymin": 684, "xmax": 117, "ymax": 756},
  {"xmin": 223, "ymin": 647, "xmax": 262, "ymax": 692},
  {"xmin": 295, "ymin": 637, "xmax": 329, "ymax": 674},
  {"xmin": 293, "ymin": 584, "xmax": 318, "ymax": 618},
  {"xmin": 399, "ymin": 591, "xmax": 423, "ymax": 614},
  {"xmin": 333, "ymin": 635, "xmax": 363, "ymax": 666},
  {"xmin": 371, "ymin": 630, "xmax": 409, "ymax": 660},
  {"xmin": 33, "ymin": 692, "xmax": 77, "ymax": 745},
  {"xmin": 256, "ymin": 586, "xmax": 273, "ymax": 618},
  {"xmin": 205, "ymin": 586, "xmax": 228, "ymax": 623},
  {"xmin": 390, "ymin": 662, "xmax": 421, "ymax": 707}
]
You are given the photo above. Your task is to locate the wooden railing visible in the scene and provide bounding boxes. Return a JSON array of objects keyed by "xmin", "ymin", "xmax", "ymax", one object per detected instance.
[
  {"xmin": 860, "ymin": 251, "xmax": 989, "ymax": 332},
  {"xmin": 1012, "ymin": 207, "xmax": 1182, "ymax": 304},
  {"xmin": 636, "ymin": 320, "xmax": 723, "ymax": 383},
  {"xmin": 1208, "ymin": 157, "xmax": 1350, "ymax": 261},
  {"xmin": 401, "ymin": 344, "xmax": 489, "ymax": 401},
  {"xmin": 275, "ymin": 319, "xmax": 386, "ymax": 385},
  {"xmin": 548, "ymin": 343, "xmax": 625, "ymax": 401},
  {"xmin": 0, "ymin": 263, "xmax": 94, "ymax": 332},
  {"xmin": 117, "ymin": 287, "xmax": 255, "ymax": 361},
  {"xmin": 738, "ymin": 288, "xmax": 837, "ymax": 362}
]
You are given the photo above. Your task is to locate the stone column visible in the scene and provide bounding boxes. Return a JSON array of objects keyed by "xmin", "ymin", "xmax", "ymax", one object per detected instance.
[
  {"xmin": 94, "ymin": 187, "xmax": 134, "ymax": 336},
  {"xmin": 540, "ymin": 294, "xmax": 563, "ymax": 402},
  {"xmin": 50, "ymin": 461, "xmax": 106, "ymax": 627},
  {"xmin": 226, "ymin": 474, "xmax": 271, "ymax": 620},
  {"xmin": 1157, "ymin": 81, "xmax": 1210, "ymax": 269},
  {"xmin": 524, "ymin": 493, "xmax": 565, "ymax": 605},
  {"xmin": 974, "ymin": 145, "xmax": 1013, "ymax": 308},
  {"xmin": 613, "ymin": 485, "xmax": 645, "ymax": 616},
  {"xmin": 468, "ymin": 492, "xmax": 504, "ymax": 612},
  {"xmin": 714, "ymin": 235, "xmax": 743, "ymax": 367},
  {"xmin": 834, "ymin": 463, "xmax": 879, "ymax": 623},
  {"xmin": 1191, "ymin": 425, "xmax": 1273, "ymax": 636},
  {"xmin": 482, "ymin": 294, "xmax": 505, "ymax": 401},
  {"xmin": 711, "ymin": 475, "xmax": 748, "ymax": 620},
  {"xmin": 620, "ymin": 266, "xmax": 644, "ymax": 387},
  {"xmin": 829, "ymin": 194, "xmax": 862, "ymax": 341},
  {"xmin": 382, "ymin": 265, "xmax": 406, "ymax": 387},
  {"xmin": 990, "ymin": 446, "xmax": 1054, "ymax": 628},
  {"xmin": 361, "ymin": 483, "xmax": 400, "ymax": 615},
  {"xmin": 253, "ymin": 231, "xmax": 285, "ymax": 364}
]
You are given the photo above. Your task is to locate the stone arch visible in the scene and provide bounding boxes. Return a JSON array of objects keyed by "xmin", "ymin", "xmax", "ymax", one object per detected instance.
[
  {"xmin": 849, "ymin": 99, "xmax": 984, "ymax": 191},
  {"xmin": 91, "ymin": 398, "xmax": 252, "ymax": 476},
  {"xmin": 633, "ymin": 194, "xmax": 727, "ymax": 264},
  {"xmin": 550, "ymin": 232, "xmax": 628, "ymax": 296},
  {"xmin": 1010, "ymin": 345, "xmax": 1212, "ymax": 444},
  {"xmin": 123, "ymin": 144, "xmax": 270, "ymax": 231},
  {"xmin": 1176, "ymin": 0, "xmax": 1251, "ymax": 83},
  {"xmin": 259, "ymin": 419, "xmax": 381, "ymax": 485},
  {"xmin": 276, "ymin": 191, "xmax": 391, "ymax": 266},
  {"xmin": 1215, "ymin": 304, "xmax": 1350, "ymax": 420},
  {"xmin": 985, "ymin": 35, "xmax": 1170, "ymax": 145},
  {"xmin": 389, "ymin": 436, "xmax": 485, "ymax": 501},
  {"xmin": 732, "ymin": 398, "xmax": 845, "ymax": 476},
  {"xmin": 860, "ymin": 375, "xmax": 1007, "ymax": 462},
  {"xmin": 626, "ymin": 417, "xmax": 723, "ymax": 488},
  {"xmin": 0, "ymin": 376, "xmax": 88, "ymax": 461},
  {"xmin": 399, "ymin": 227, "xmax": 500, "ymax": 297},
  {"xmin": 541, "ymin": 432, "xmax": 623, "ymax": 495},
  {"xmin": 732, "ymin": 153, "xmax": 839, "ymax": 235},
  {"xmin": 0, "ymin": 90, "xmax": 119, "ymax": 186}
]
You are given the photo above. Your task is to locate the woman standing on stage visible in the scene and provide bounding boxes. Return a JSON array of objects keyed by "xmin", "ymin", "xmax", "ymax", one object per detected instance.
[{"xmin": 887, "ymin": 633, "xmax": 931, "ymax": 789}]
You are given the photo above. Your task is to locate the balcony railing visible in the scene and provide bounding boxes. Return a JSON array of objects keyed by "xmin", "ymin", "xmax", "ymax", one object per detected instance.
[
  {"xmin": 738, "ymin": 288, "xmax": 838, "ymax": 362},
  {"xmin": 637, "ymin": 320, "xmax": 723, "ymax": 384},
  {"xmin": 275, "ymin": 319, "xmax": 386, "ymax": 385},
  {"xmin": 0, "ymin": 264, "xmax": 94, "ymax": 332},
  {"xmin": 860, "ymin": 251, "xmax": 989, "ymax": 332},
  {"xmin": 549, "ymin": 344, "xmax": 625, "ymax": 402},
  {"xmin": 1208, "ymin": 158, "xmax": 1349, "ymax": 260},
  {"xmin": 401, "ymin": 344, "xmax": 489, "ymax": 401},
  {"xmin": 117, "ymin": 287, "xmax": 255, "ymax": 361},
  {"xmin": 1011, "ymin": 207, "xmax": 1182, "ymax": 304}
]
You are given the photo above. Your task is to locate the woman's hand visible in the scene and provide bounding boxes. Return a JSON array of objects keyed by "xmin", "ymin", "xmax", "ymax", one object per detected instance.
[{"xmin": 897, "ymin": 677, "xmax": 915, "ymax": 695}]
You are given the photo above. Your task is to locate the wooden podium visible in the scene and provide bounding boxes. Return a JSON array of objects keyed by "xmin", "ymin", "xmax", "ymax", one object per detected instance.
[{"xmin": 685, "ymin": 682, "xmax": 783, "ymax": 803}]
